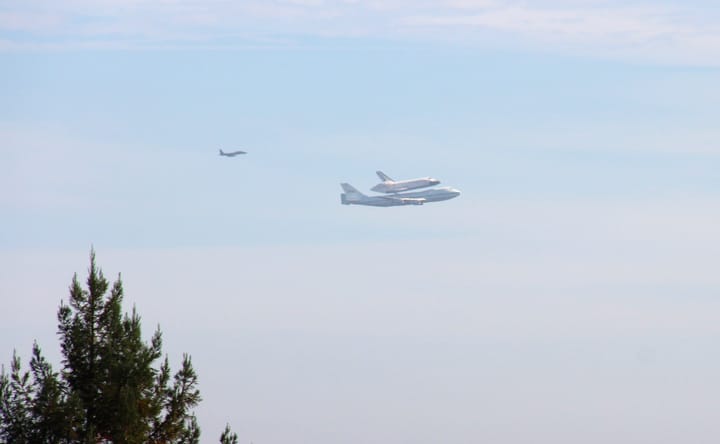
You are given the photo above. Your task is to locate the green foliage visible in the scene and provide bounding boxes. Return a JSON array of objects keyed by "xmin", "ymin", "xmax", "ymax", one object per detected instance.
[
  {"xmin": 0, "ymin": 344, "xmax": 80, "ymax": 443},
  {"xmin": 220, "ymin": 424, "xmax": 239, "ymax": 444},
  {"xmin": 0, "ymin": 250, "xmax": 226, "ymax": 444}
]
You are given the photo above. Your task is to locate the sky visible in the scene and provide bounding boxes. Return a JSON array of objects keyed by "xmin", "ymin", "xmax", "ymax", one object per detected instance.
[{"xmin": 2, "ymin": 1, "xmax": 720, "ymax": 442}]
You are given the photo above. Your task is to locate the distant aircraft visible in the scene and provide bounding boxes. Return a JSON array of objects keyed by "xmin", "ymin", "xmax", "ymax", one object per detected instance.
[
  {"xmin": 340, "ymin": 183, "xmax": 460, "ymax": 207},
  {"xmin": 370, "ymin": 170, "xmax": 441, "ymax": 193},
  {"xmin": 219, "ymin": 149, "xmax": 247, "ymax": 157}
]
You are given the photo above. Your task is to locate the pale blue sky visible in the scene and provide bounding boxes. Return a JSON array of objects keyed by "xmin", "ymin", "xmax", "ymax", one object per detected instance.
[{"xmin": 2, "ymin": 1, "xmax": 720, "ymax": 443}]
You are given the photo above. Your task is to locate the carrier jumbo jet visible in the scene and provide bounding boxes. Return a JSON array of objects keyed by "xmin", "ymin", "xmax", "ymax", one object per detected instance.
[
  {"xmin": 371, "ymin": 171, "xmax": 441, "ymax": 194},
  {"xmin": 219, "ymin": 149, "xmax": 247, "ymax": 157},
  {"xmin": 340, "ymin": 183, "xmax": 460, "ymax": 207}
]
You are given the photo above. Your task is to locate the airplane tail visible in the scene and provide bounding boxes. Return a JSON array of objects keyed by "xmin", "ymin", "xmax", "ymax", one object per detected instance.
[
  {"xmin": 376, "ymin": 171, "xmax": 393, "ymax": 182},
  {"xmin": 219, "ymin": 149, "xmax": 224, "ymax": 155},
  {"xmin": 340, "ymin": 183, "xmax": 365, "ymax": 196}
]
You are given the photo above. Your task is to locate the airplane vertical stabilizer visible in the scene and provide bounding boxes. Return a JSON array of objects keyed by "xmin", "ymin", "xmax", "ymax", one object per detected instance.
[{"xmin": 340, "ymin": 183, "xmax": 365, "ymax": 196}]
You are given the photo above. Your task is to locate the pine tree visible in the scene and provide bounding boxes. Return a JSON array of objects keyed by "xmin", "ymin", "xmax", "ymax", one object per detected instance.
[
  {"xmin": 1, "ymin": 250, "xmax": 213, "ymax": 444},
  {"xmin": 219, "ymin": 424, "xmax": 239, "ymax": 444},
  {"xmin": 0, "ymin": 344, "xmax": 80, "ymax": 443}
]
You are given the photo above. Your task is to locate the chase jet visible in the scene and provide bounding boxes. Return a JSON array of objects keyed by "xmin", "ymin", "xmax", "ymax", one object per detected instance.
[
  {"xmin": 219, "ymin": 149, "xmax": 247, "ymax": 157},
  {"xmin": 340, "ymin": 183, "xmax": 460, "ymax": 207},
  {"xmin": 371, "ymin": 171, "xmax": 440, "ymax": 193}
]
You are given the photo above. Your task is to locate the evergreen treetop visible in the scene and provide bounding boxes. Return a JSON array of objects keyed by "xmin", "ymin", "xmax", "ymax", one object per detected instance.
[{"xmin": 0, "ymin": 250, "xmax": 228, "ymax": 444}]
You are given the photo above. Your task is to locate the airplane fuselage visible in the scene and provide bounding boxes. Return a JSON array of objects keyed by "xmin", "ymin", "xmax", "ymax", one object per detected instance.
[
  {"xmin": 388, "ymin": 187, "xmax": 461, "ymax": 202},
  {"xmin": 219, "ymin": 150, "xmax": 246, "ymax": 157},
  {"xmin": 341, "ymin": 186, "xmax": 460, "ymax": 207}
]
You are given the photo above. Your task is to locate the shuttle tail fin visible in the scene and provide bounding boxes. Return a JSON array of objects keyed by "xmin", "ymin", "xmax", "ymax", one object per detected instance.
[{"xmin": 376, "ymin": 171, "xmax": 393, "ymax": 182}]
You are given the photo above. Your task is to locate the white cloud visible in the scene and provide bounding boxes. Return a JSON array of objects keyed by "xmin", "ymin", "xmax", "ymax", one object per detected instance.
[
  {"xmin": 405, "ymin": 6, "xmax": 677, "ymax": 39},
  {"xmin": 0, "ymin": 1, "xmax": 719, "ymax": 64},
  {"xmin": 0, "ymin": 12, "xmax": 63, "ymax": 31},
  {"xmin": 401, "ymin": 3, "xmax": 720, "ymax": 64}
]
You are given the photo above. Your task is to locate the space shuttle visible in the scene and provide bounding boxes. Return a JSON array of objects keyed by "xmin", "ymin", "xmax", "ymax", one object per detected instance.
[{"xmin": 370, "ymin": 171, "xmax": 441, "ymax": 193}]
